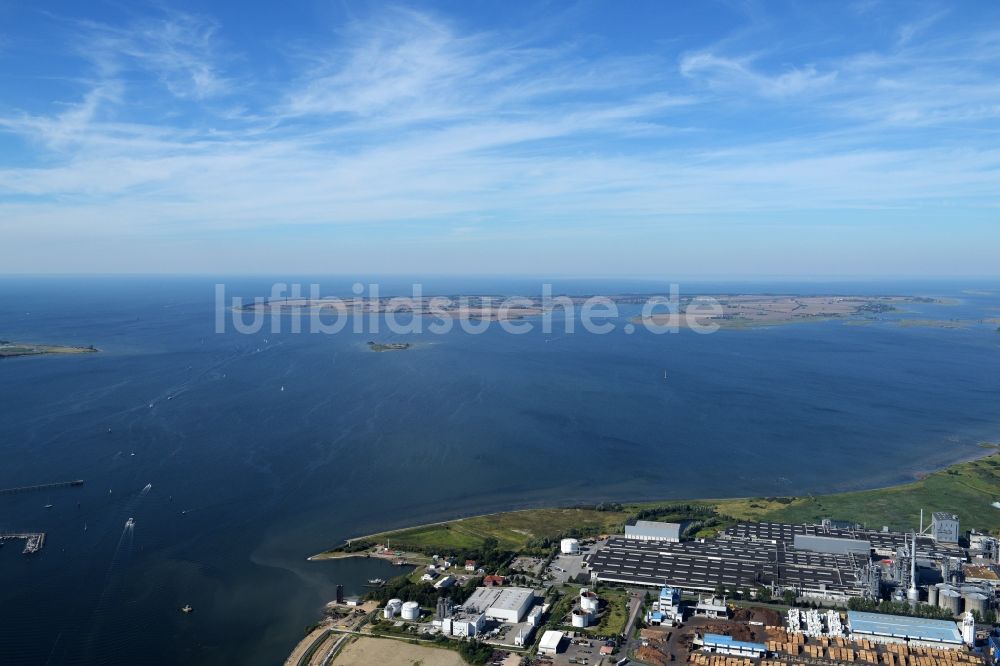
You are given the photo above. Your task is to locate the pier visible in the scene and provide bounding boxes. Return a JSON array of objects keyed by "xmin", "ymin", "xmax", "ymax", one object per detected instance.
[
  {"xmin": 0, "ymin": 532, "xmax": 46, "ymax": 554},
  {"xmin": 0, "ymin": 479, "xmax": 83, "ymax": 495}
]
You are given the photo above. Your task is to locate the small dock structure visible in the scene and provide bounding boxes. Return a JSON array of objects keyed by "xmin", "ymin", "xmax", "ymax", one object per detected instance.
[{"xmin": 0, "ymin": 532, "xmax": 46, "ymax": 554}]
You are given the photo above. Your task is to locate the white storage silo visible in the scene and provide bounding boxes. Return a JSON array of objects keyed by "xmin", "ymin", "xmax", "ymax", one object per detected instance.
[
  {"xmin": 384, "ymin": 598, "xmax": 403, "ymax": 619},
  {"xmin": 561, "ymin": 538, "xmax": 580, "ymax": 555},
  {"xmin": 571, "ymin": 609, "xmax": 590, "ymax": 628},
  {"xmin": 939, "ymin": 588, "xmax": 963, "ymax": 616},
  {"xmin": 401, "ymin": 601, "xmax": 420, "ymax": 621},
  {"xmin": 580, "ymin": 590, "xmax": 599, "ymax": 612},
  {"xmin": 961, "ymin": 585, "xmax": 989, "ymax": 600},
  {"xmin": 965, "ymin": 593, "xmax": 988, "ymax": 617},
  {"xmin": 927, "ymin": 584, "xmax": 939, "ymax": 607}
]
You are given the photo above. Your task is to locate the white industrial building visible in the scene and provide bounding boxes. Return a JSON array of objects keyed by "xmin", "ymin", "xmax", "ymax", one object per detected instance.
[
  {"xmin": 462, "ymin": 586, "xmax": 535, "ymax": 623},
  {"xmin": 538, "ymin": 630, "xmax": 564, "ymax": 655},
  {"xmin": 932, "ymin": 513, "xmax": 960, "ymax": 543},
  {"xmin": 440, "ymin": 611, "xmax": 485, "ymax": 637},
  {"xmin": 693, "ymin": 595, "xmax": 728, "ymax": 619},
  {"xmin": 561, "ymin": 538, "xmax": 580, "ymax": 554},
  {"xmin": 624, "ymin": 520, "xmax": 680, "ymax": 542}
]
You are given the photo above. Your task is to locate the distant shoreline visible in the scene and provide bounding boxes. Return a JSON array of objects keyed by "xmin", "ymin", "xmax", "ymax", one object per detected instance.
[{"xmin": 0, "ymin": 341, "xmax": 98, "ymax": 359}]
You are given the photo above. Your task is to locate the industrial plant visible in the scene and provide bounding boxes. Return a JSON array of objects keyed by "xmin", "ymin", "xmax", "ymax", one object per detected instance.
[
  {"xmin": 581, "ymin": 512, "xmax": 1000, "ymax": 665},
  {"xmin": 586, "ymin": 514, "xmax": 998, "ymax": 613},
  {"xmin": 302, "ymin": 509, "xmax": 1000, "ymax": 666}
]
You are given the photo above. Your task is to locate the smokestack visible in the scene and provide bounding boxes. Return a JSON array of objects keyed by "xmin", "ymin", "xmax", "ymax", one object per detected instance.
[{"xmin": 907, "ymin": 533, "xmax": 920, "ymax": 604}]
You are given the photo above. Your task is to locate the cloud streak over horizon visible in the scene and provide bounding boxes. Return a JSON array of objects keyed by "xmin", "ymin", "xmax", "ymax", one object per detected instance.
[{"xmin": 1, "ymin": 2, "xmax": 998, "ymax": 275}]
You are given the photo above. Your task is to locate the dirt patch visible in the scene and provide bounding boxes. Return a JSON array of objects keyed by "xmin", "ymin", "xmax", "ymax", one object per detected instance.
[
  {"xmin": 331, "ymin": 636, "xmax": 467, "ymax": 666},
  {"xmin": 636, "ymin": 645, "xmax": 670, "ymax": 665},
  {"xmin": 731, "ymin": 606, "xmax": 782, "ymax": 628}
]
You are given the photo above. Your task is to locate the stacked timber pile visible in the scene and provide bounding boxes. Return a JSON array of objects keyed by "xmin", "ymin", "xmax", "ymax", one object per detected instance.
[{"xmin": 686, "ymin": 655, "xmax": 755, "ymax": 666}]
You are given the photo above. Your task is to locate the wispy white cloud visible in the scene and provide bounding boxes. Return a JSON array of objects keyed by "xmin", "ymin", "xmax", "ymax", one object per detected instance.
[
  {"xmin": 75, "ymin": 8, "xmax": 232, "ymax": 100},
  {"xmin": 0, "ymin": 4, "xmax": 998, "ymax": 274},
  {"xmin": 896, "ymin": 9, "xmax": 949, "ymax": 46},
  {"xmin": 679, "ymin": 52, "xmax": 837, "ymax": 97}
]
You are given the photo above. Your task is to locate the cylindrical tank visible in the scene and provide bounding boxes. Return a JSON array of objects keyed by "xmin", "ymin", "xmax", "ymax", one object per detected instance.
[
  {"xmin": 580, "ymin": 590, "xmax": 599, "ymax": 612},
  {"xmin": 964, "ymin": 593, "xmax": 988, "ymax": 617},
  {"xmin": 384, "ymin": 599, "xmax": 403, "ymax": 618},
  {"xmin": 939, "ymin": 588, "xmax": 963, "ymax": 615},
  {"xmin": 401, "ymin": 601, "xmax": 420, "ymax": 621},
  {"xmin": 927, "ymin": 584, "xmax": 939, "ymax": 607},
  {"xmin": 561, "ymin": 538, "xmax": 580, "ymax": 555},
  {"xmin": 961, "ymin": 585, "xmax": 988, "ymax": 598},
  {"xmin": 571, "ymin": 609, "xmax": 590, "ymax": 628}
]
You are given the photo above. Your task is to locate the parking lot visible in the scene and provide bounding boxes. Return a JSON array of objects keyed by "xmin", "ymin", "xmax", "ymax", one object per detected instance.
[{"xmin": 546, "ymin": 540, "xmax": 602, "ymax": 584}]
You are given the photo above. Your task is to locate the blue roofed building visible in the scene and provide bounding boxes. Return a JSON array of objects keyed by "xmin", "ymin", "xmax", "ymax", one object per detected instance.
[
  {"xmin": 660, "ymin": 586, "xmax": 680, "ymax": 607},
  {"xmin": 847, "ymin": 611, "xmax": 964, "ymax": 649},
  {"xmin": 700, "ymin": 633, "xmax": 767, "ymax": 658},
  {"xmin": 646, "ymin": 586, "xmax": 683, "ymax": 626}
]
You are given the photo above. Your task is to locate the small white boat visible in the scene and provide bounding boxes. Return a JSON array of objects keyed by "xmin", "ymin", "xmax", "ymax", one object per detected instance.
[
  {"xmin": 181, "ymin": 604, "xmax": 193, "ymax": 613},
  {"xmin": 125, "ymin": 517, "xmax": 135, "ymax": 529}
]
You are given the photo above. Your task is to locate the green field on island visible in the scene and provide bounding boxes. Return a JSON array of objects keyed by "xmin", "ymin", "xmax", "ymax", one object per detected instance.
[{"xmin": 325, "ymin": 447, "xmax": 1000, "ymax": 556}]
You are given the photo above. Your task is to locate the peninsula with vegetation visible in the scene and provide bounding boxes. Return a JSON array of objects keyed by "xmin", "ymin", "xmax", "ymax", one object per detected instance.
[
  {"xmin": 0, "ymin": 340, "xmax": 98, "ymax": 359},
  {"xmin": 633, "ymin": 294, "xmax": 951, "ymax": 330},
  {"xmin": 292, "ymin": 447, "xmax": 1000, "ymax": 665}
]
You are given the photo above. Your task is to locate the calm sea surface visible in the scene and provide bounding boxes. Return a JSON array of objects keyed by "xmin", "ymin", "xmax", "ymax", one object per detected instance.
[{"xmin": 1, "ymin": 276, "xmax": 999, "ymax": 664}]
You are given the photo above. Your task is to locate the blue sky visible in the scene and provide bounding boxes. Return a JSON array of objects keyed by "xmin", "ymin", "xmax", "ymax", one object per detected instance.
[{"xmin": 1, "ymin": 1, "xmax": 998, "ymax": 276}]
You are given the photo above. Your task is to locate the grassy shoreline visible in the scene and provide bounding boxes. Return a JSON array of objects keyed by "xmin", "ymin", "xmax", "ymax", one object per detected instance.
[{"xmin": 314, "ymin": 445, "xmax": 1000, "ymax": 559}]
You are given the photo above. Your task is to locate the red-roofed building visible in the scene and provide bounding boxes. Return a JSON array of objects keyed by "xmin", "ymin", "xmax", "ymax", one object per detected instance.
[
  {"xmin": 465, "ymin": 560, "xmax": 477, "ymax": 571},
  {"xmin": 483, "ymin": 575, "xmax": 506, "ymax": 587}
]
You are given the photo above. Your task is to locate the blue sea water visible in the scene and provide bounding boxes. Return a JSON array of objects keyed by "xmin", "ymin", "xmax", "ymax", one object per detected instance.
[{"xmin": 1, "ymin": 276, "xmax": 999, "ymax": 664}]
